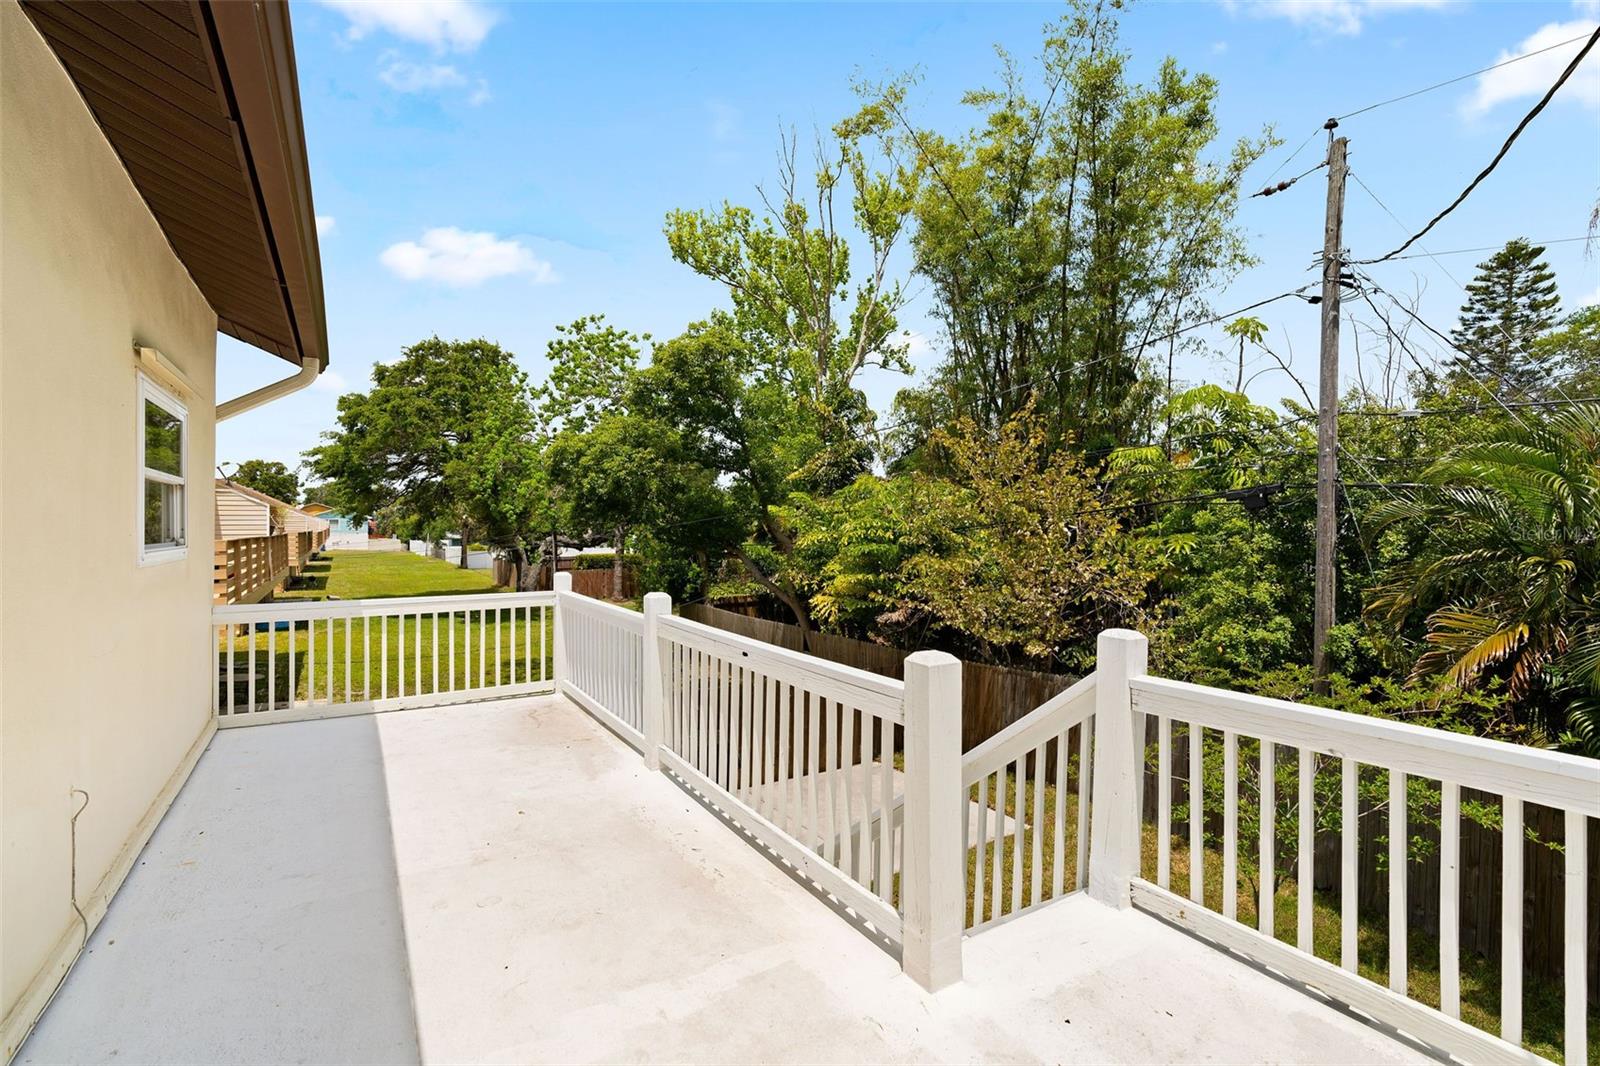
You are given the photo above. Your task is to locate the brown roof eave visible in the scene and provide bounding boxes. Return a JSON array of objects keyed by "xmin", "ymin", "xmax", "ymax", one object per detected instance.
[{"xmin": 199, "ymin": 0, "xmax": 328, "ymax": 371}]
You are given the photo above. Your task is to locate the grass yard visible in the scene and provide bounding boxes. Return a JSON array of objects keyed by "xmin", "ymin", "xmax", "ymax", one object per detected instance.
[
  {"xmin": 276, "ymin": 548, "xmax": 506, "ymax": 601},
  {"xmin": 219, "ymin": 549, "xmax": 552, "ymax": 711},
  {"xmin": 963, "ymin": 759, "xmax": 1591, "ymax": 1064}
]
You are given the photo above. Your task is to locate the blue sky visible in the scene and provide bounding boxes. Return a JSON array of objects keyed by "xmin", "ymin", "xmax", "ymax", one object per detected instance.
[{"xmin": 217, "ymin": 0, "xmax": 1600, "ymax": 476}]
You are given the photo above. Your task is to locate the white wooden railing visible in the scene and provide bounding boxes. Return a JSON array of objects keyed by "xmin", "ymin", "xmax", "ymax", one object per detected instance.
[
  {"xmin": 553, "ymin": 578, "xmax": 965, "ymax": 992},
  {"xmin": 555, "ymin": 587, "xmax": 646, "ymax": 750},
  {"xmin": 1127, "ymin": 669, "xmax": 1597, "ymax": 1066},
  {"xmin": 213, "ymin": 582, "xmax": 1594, "ymax": 1059},
  {"xmin": 959, "ymin": 672, "xmax": 1097, "ymax": 931},
  {"xmin": 212, "ymin": 591, "xmax": 554, "ymax": 726}
]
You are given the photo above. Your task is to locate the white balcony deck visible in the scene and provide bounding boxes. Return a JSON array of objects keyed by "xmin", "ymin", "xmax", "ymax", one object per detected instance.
[{"xmin": 22, "ymin": 695, "xmax": 1423, "ymax": 1065}]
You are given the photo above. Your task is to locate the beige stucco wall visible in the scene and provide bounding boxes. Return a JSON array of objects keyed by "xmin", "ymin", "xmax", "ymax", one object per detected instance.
[{"xmin": 1, "ymin": 1, "xmax": 220, "ymax": 1051}]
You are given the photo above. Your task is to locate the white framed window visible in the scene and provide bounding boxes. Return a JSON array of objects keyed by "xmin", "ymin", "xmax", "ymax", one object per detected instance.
[{"xmin": 138, "ymin": 373, "xmax": 188, "ymax": 565}]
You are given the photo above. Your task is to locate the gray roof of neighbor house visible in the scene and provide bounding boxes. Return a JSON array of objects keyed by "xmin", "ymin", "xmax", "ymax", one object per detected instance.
[{"xmin": 20, "ymin": 0, "xmax": 328, "ymax": 369}]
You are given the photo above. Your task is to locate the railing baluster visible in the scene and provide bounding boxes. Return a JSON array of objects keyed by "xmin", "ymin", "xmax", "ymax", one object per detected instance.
[
  {"xmin": 878, "ymin": 715, "xmax": 893, "ymax": 903},
  {"xmin": 990, "ymin": 767, "xmax": 1005, "ymax": 920},
  {"xmin": 344, "ymin": 618, "xmax": 351, "ymax": 705},
  {"xmin": 779, "ymin": 682, "xmax": 794, "ymax": 836},
  {"xmin": 268, "ymin": 618, "xmax": 276, "ymax": 710},
  {"xmin": 247, "ymin": 624, "xmax": 256, "ymax": 715},
  {"xmin": 478, "ymin": 608, "xmax": 487, "ymax": 689},
  {"xmin": 1299, "ymin": 748, "xmax": 1314, "ymax": 953},
  {"xmin": 1029, "ymin": 743, "xmax": 1044, "ymax": 907},
  {"xmin": 377, "ymin": 613, "xmax": 388, "ymax": 700},
  {"xmin": 973, "ymin": 773, "xmax": 990, "ymax": 926},
  {"xmin": 807, "ymin": 692, "xmax": 822, "ymax": 853},
  {"xmin": 307, "ymin": 617, "xmax": 316, "ymax": 706},
  {"xmin": 1076, "ymin": 719, "xmax": 1092, "ymax": 893},
  {"xmin": 432, "ymin": 612, "xmax": 439, "ymax": 694},
  {"xmin": 495, "ymin": 606, "xmax": 502, "ymax": 688},
  {"xmin": 1341, "ymin": 757, "xmax": 1357, "ymax": 972},
  {"xmin": 1157, "ymin": 716, "xmax": 1171, "ymax": 890},
  {"xmin": 1223, "ymin": 730, "xmax": 1237, "ymax": 921},
  {"xmin": 326, "ymin": 613, "xmax": 334, "ymax": 703},
  {"xmin": 1260, "ymin": 739, "xmax": 1274, "ymax": 937},
  {"xmin": 288, "ymin": 618, "xmax": 297, "ymax": 709},
  {"xmin": 509, "ymin": 607, "xmax": 517, "ymax": 687},
  {"xmin": 214, "ymin": 626, "xmax": 223, "ymax": 717},
  {"xmin": 839, "ymin": 702, "xmax": 855, "ymax": 879},
  {"xmin": 1502, "ymin": 794, "xmax": 1523, "ymax": 1045},
  {"xmin": 1189, "ymin": 722, "xmax": 1203, "ymax": 904},
  {"xmin": 1052, "ymin": 730, "xmax": 1067, "ymax": 899},
  {"xmin": 1389, "ymin": 768, "xmax": 1407, "ymax": 994},
  {"xmin": 1009, "ymin": 758, "xmax": 1024, "ymax": 917},
  {"xmin": 1440, "ymin": 781, "xmax": 1460, "ymax": 1018},
  {"xmin": 224, "ymin": 625, "xmax": 235, "ymax": 717},
  {"xmin": 1564, "ymin": 808, "xmax": 1587, "ymax": 1066}
]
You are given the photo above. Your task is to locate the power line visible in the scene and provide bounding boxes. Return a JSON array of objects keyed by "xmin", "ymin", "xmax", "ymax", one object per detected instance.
[
  {"xmin": 875, "ymin": 287, "xmax": 1317, "ymax": 439},
  {"xmin": 1363, "ymin": 26, "xmax": 1600, "ymax": 263},
  {"xmin": 1336, "ymin": 29, "xmax": 1597, "ymax": 121},
  {"xmin": 1346, "ymin": 172, "xmax": 1587, "ymax": 414},
  {"xmin": 1374, "ymin": 235, "xmax": 1591, "ymax": 261}
]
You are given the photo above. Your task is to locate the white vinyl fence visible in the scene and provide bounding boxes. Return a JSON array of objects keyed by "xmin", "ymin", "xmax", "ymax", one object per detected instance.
[
  {"xmin": 212, "ymin": 591, "xmax": 554, "ymax": 727},
  {"xmin": 211, "ymin": 579, "xmax": 1596, "ymax": 1062}
]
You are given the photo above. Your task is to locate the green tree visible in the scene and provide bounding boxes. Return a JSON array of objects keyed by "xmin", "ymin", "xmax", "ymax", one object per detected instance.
[
  {"xmin": 664, "ymin": 123, "xmax": 916, "ymax": 482},
  {"xmin": 228, "ymin": 459, "xmax": 299, "ymax": 504},
  {"xmin": 533, "ymin": 315, "xmax": 647, "ymax": 436},
  {"xmin": 858, "ymin": 2, "xmax": 1267, "ymax": 455},
  {"xmin": 305, "ymin": 337, "xmax": 536, "ymax": 569},
  {"xmin": 1531, "ymin": 304, "xmax": 1600, "ymax": 395},
  {"xmin": 1366, "ymin": 404, "xmax": 1600, "ymax": 754},
  {"xmin": 1447, "ymin": 238, "xmax": 1562, "ymax": 396}
]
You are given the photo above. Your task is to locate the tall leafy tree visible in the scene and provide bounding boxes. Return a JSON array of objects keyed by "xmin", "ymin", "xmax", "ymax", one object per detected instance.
[
  {"xmin": 664, "ymin": 123, "xmax": 917, "ymax": 482},
  {"xmin": 859, "ymin": 1, "xmax": 1267, "ymax": 455},
  {"xmin": 305, "ymin": 337, "xmax": 536, "ymax": 569},
  {"xmin": 228, "ymin": 459, "xmax": 299, "ymax": 504},
  {"xmin": 1447, "ymin": 238, "xmax": 1561, "ymax": 396}
]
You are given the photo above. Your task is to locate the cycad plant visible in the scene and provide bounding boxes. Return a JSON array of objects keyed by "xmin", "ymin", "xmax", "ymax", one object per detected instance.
[{"xmin": 1367, "ymin": 404, "xmax": 1599, "ymax": 755}]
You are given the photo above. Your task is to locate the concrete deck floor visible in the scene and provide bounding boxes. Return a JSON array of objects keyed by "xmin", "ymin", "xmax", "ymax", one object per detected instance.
[{"xmin": 22, "ymin": 695, "xmax": 1426, "ymax": 1065}]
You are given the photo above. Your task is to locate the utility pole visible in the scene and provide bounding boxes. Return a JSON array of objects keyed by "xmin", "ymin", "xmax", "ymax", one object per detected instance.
[{"xmin": 1313, "ymin": 122, "xmax": 1348, "ymax": 696}]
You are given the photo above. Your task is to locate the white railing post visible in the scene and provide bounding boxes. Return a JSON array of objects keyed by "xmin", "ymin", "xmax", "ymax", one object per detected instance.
[
  {"xmin": 901, "ymin": 649, "xmax": 964, "ymax": 991},
  {"xmin": 553, "ymin": 571, "xmax": 572, "ymax": 692},
  {"xmin": 641, "ymin": 591, "xmax": 670, "ymax": 771},
  {"xmin": 1088, "ymin": 628, "xmax": 1148, "ymax": 909}
]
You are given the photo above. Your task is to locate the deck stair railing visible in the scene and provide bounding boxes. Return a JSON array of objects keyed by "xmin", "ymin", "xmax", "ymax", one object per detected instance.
[{"xmin": 210, "ymin": 579, "xmax": 1597, "ymax": 1063}]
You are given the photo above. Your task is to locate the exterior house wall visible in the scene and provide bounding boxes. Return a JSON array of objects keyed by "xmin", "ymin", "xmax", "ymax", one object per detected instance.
[
  {"xmin": 215, "ymin": 483, "xmax": 273, "ymax": 539},
  {"xmin": 1, "ymin": 2, "xmax": 220, "ymax": 1050}
]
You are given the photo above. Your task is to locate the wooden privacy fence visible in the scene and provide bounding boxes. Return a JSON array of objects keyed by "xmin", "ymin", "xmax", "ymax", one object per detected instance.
[
  {"xmin": 680, "ymin": 603, "xmax": 1073, "ymax": 753},
  {"xmin": 212, "ymin": 533, "xmax": 289, "ymax": 605}
]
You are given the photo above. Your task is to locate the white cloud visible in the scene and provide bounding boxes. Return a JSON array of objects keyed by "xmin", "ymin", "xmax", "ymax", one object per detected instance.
[
  {"xmin": 1576, "ymin": 0, "xmax": 1600, "ymax": 19},
  {"xmin": 900, "ymin": 330, "xmax": 937, "ymax": 365},
  {"xmin": 316, "ymin": 215, "xmax": 336, "ymax": 236},
  {"xmin": 468, "ymin": 79, "xmax": 492, "ymax": 106},
  {"xmin": 312, "ymin": 367, "xmax": 348, "ymax": 393},
  {"xmin": 316, "ymin": 0, "xmax": 496, "ymax": 52},
  {"xmin": 1462, "ymin": 19, "xmax": 1600, "ymax": 116},
  {"xmin": 1211, "ymin": 40, "xmax": 1230, "ymax": 54},
  {"xmin": 379, "ymin": 59, "xmax": 467, "ymax": 92},
  {"xmin": 380, "ymin": 227, "xmax": 556, "ymax": 287},
  {"xmin": 1220, "ymin": 0, "xmax": 1448, "ymax": 36}
]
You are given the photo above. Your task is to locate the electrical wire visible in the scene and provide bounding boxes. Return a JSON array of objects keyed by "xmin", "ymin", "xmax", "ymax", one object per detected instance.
[
  {"xmin": 1375, "ymin": 235, "xmax": 1591, "ymax": 261},
  {"xmin": 1363, "ymin": 26, "xmax": 1600, "ymax": 263},
  {"xmin": 1335, "ymin": 29, "xmax": 1597, "ymax": 120}
]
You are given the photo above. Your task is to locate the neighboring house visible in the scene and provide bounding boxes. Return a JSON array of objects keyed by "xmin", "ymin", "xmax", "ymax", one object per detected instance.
[
  {"xmin": 1, "ymin": 0, "xmax": 328, "ymax": 1055},
  {"xmin": 213, "ymin": 481, "xmax": 330, "ymax": 602},
  {"xmin": 301, "ymin": 502, "xmax": 367, "ymax": 547}
]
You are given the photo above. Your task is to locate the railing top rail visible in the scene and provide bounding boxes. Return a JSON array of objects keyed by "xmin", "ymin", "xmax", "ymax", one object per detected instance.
[
  {"xmin": 963, "ymin": 673, "xmax": 1097, "ymax": 786},
  {"xmin": 213, "ymin": 589, "xmax": 555, "ymax": 623},
  {"xmin": 1132, "ymin": 675, "xmax": 1600, "ymax": 816},
  {"xmin": 658, "ymin": 613, "xmax": 905, "ymax": 722},
  {"xmin": 557, "ymin": 589, "xmax": 645, "ymax": 634}
]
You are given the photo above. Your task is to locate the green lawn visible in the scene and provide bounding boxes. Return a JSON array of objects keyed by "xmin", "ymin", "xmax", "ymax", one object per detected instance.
[
  {"xmin": 963, "ymin": 760, "xmax": 1591, "ymax": 1064},
  {"xmin": 219, "ymin": 549, "xmax": 552, "ymax": 711},
  {"xmin": 277, "ymin": 548, "xmax": 506, "ymax": 601}
]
